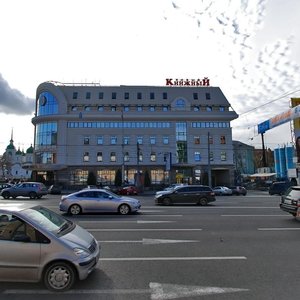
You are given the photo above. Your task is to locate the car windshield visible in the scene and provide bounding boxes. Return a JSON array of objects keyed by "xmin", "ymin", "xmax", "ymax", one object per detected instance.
[
  {"xmin": 22, "ymin": 206, "xmax": 73, "ymax": 235},
  {"xmin": 285, "ymin": 188, "xmax": 300, "ymax": 199}
]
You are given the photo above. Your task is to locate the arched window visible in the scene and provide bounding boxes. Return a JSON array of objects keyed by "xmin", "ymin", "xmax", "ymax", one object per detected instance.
[
  {"xmin": 37, "ymin": 92, "xmax": 58, "ymax": 116},
  {"xmin": 175, "ymin": 98, "xmax": 185, "ymax": 109}
]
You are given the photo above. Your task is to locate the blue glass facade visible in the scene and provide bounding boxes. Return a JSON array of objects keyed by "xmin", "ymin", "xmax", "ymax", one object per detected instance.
[{"xmin": 37, "ymin": 92, "xmax": 58, "ymax": 116}]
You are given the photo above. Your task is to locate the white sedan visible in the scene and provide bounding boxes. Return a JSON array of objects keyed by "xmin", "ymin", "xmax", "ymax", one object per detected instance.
[
  {"xmin": 212, "ymin": 186, "xmax": 233, "ymax": 196},
  {"xmin": 59, "ymin": 189, "xmax": 141, "ymax": 215}
]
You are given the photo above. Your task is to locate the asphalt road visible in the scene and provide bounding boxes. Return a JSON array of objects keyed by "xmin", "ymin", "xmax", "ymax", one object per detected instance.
[{"xmin": 1, "ymin": 191, "xmax": 300, "ymax": 300}]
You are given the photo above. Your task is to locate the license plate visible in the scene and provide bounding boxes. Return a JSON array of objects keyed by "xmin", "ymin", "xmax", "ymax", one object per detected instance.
[{"xmin": 284, "ymin": 199, "xmax": 292, "ymax": 204}]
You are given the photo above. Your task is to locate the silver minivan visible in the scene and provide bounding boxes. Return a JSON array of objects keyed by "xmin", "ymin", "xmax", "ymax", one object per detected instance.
[{"xmin": 0, "ymin": 203, "xmax": 100, "ymax": 291}]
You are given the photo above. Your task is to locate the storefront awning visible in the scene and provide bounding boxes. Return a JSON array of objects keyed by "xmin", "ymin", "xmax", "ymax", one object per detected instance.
[{"xmin": 249, "ymin": 173, "xmax": 277, "ymax": 178}]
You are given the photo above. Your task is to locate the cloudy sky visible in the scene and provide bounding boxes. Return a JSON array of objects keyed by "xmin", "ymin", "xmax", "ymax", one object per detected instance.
[{"xmin": 0, "ymin": 0, "xmax": 300, "ymax": 153}]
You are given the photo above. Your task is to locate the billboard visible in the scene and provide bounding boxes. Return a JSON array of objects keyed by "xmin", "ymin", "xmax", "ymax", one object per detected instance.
[
  {"xmin": 292, "ymin": 98, "xmax": 300, "ymax": 163},
  {"xmin": 258, "ymin": 101, "xmax": 300, "ymax": 134}
]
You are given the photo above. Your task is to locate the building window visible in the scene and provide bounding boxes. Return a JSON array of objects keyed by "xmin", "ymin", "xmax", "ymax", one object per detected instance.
[
  {"xmin": 206, "ymin": 106, "xmax": 212, "ymax": 112},
  {"xmin": 71, "ymin": 106, "xmax": 77, "ymax": 111},
  {"xmin": 98, "ymin": 105, "xmax": 104, "ymax": 111},
  {"xmin": 86, "ymin": 92, "xmax": 91, "ymax": 99},
  {"xmin": 150, "ymin": 137, "xmax": 156, "ymax": 145},
  {"xmin": 162, "ymin": 105, "xmax": 168, "ymax": 112},
  {"xmin": 209, "ymin": 136, "xmax": 213, "ymax": 144},
  {"xmin": 110, "ymin": 152, "xmax": 116, "ymax": 162},
  {"xmin": 220, "ymin": 136, "xmax": 226, "ymax": 144},
  {"xmin": 176, "ymin": 99, "xmax": 185, "ymax": 109},
  {"xmin": 219, "ymin": 106, "xmax": 225, "ymax": 111},
  {"xmin": 84, "ymin": 137, "xmax": 90, "ymax": 145},
  {"xmin": 138, "ymin": 151, "xmax": 143, "ymax": 162},
  {"xmin": 193, "ymin": 93, "xmax": 198, "ymax": 100},
  {"xmin": 112, "ymin": 92, "xmax": 117, "ymax": 99},
  {"xmin": 124, "ymin": 106, "xmax": 129, "ymax": 112},
  {"xmin": 210, "ymin": 151, "xmax": 214, "ymax": 161},
  {"xmin": 149, "ymin": 105, "xmax": 155, "ymax": 112},
  {"xmin": 150, "ymin": 92, "xmax": 155, "ymax": 99},
  {"xmin": 73, "ymin": 92, "xmax": 78, "ymax": 99},
  {"xmin": 97, "ymin": 136, "xmax": 103, "ymax": 145},
  {"xmin": 84, "ymin": 106, "xmax": 91, "ymax": 111},
  {"xmin": 97, "ymin": 152, "xmax": 103, "ymax": 162},
  {"xmin": 150, "ymin": 152, "xmax": 156, "ymax": 162},
  {"xmin": 124, "ymin": 92, "xmax": 129, "ymax": 100},
  {"xmin": 83, "ymin": 152, "xmax": 89, "ymax": 162},
  {"xmin": 124, "ymin": 152, "xmax": 129, "ymax": 162},
  {"xmin": 37, "ymin": 92, "xmax": 58, "ymax": 116},
  {"xmin": 163, "ymin": 92, "xmax": 168, "ymax": 99},
  {"xmin": 221, "ymin": 151, "xmax": 226, "ymax": 161},
  {"xmin": 111, "ymin": 136, "xmax": 117, "ymax": 144},
  {"xmin": 111, "ymin": 106, "xmax": 116, "ymax": 112},
  {"xmin": 194, "ymin": 152, "xmax": 201, "ymax": 161},
  {"xmin": 98, "ymin": 92, "xmax": 104, "ymax": 99},
  {"xmin": 206, "ymin": 93, "xmax": 211, "ymax": 100},
  {"xmin": 193, "ymin": 106, "xmax": 200, "ymax": 111},
  {"xmin": 137, "ymin": 92, "xmax": 142, "ymax": 100},
  {"xmin": 137, "ymin": 105, "xmax": 143, "ymax": 112},
  {"xmin": 124, "ymin": 136, "xmax": 130, "ymax": 145},
  {"xmin": 194, "ymin": 136, "xmax": 200, "ymax": 144},
  {"xmin": 163, "ymin": 136, "xmax": 169, "ymax": 144},
  {"xmin": 137, "ymin": 136, "xmax": 143, "ymax": 145}
]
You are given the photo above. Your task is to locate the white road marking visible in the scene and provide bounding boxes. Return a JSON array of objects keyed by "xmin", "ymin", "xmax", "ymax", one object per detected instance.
[
  {"xmin": 222, "ymin": 215, "xmax": 287, "ymax": 217},
  {"xmin": 150, "ymin": 282, "xmax": 249, "ymax": 299},
  {"xmin": 98, "ymin": 238, "xmax": 200, "ymax": 245},
  {"xmin": 3, "ymin": 282, "xmax": 249, "ymax": 298},
  {"xmin": 79, "ymin": 220, "xmax": 176, "ymax": 225},
  {"xmin": 88, "ymin": 228, "xmax": 202, "ymax": 232},
  {"xmin": 258, "ymin": 228, "xmax": 300, "ymax": 231},
  {"xmin": 137, "ymin": 220, "xmax": 174, "ymax": 224},
  {"xmin": 100, "ymin": 256, "xmax": 247, "ymax": 261}
]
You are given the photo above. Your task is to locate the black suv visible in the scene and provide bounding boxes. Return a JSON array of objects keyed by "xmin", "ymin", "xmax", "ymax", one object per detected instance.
[
  {"xmin": 155, "ymin": 185, "xmax": 215, "ymax": 206},
  {"xmin": 269, "ymin": 181, "xmax": 291, "ymax": 195},
  {"xmin": 280, "ymin": 186, "xmax": 300, "ymax": 217}
]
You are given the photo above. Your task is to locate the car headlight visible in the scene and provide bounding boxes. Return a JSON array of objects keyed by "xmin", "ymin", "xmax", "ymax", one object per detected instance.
[{"xmin": 73, "ymin": 247, "xmax": 90, "ymax": 258}]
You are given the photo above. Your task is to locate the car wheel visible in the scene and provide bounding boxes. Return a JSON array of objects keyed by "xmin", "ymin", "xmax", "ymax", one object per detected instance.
[
  {"xmin": 29, "ymin": 192, "xmax": 37, "ymax": 199},
  {"xmin": 44, "ymin": 261, "xmax": 76, "ymax": 292},
  {"xmin": 2, "ymin": 191, "xmax": 10, "ymax": 199},
  {"xmin": 69, "ymin": 204, "xmax": 82, "ymax": 215},
  {"xmin": 163, "ymin": 197, "xmax": 172, "ymax": 206},
  {"xmin": 198, "ymin": 197, "xmax": 208, "ymax": 206},
  {"xmin": 118, "ymin": 204, "xmax": 131, "ymax": 215}
]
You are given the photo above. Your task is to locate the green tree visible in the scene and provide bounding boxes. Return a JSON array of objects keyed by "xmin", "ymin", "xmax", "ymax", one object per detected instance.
[
  {"xmin": 87, "ymin": 171, "xmax": 97, "ymax": 185},
  {"xmin": 115, "ymin": 169, "xmax": 122, "ymax": 186},
  {"xmin": 144, "ymin": 170, "xmax": 151, "ymax": 187}
]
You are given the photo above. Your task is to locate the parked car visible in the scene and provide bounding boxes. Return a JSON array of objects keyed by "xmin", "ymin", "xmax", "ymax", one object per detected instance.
[
  {"xmin": 0, "ymin": 182, "xmax": 48, "ymax": 199},
  {"xmin": 269, "ymin": 181, "xmax": 291, "ymax": 195},
  {"xmin": 155, "ymin": 185, "xmax": 215, "ymax": 206},
  {"xmin": 59, "ymin": 189, "xmax": 141, "ymax": 215},
  {"xmin": 0, "ymin": 203, "xmax": 100, "ymax": 291},
  {"xmin": 48, "ymin": 184, "xmax": 62, "ymax": 195},
  {"xmin": 212, "ymin": 186, "xmax": 233, "ymax": 196},
  {"xmin": 229, "ymin": 186, "xmax": 247, "ymax": 196},
  {"xmin": 118, "ymin": 186, "xmax": 138, "ymax": 195},
  {"xmin": 280, "ymin": 186, "xmax": 300, "ymax": 217},
  {"xmin": 0, "ymin": 183, "xmax": 13, "ymax": 192}
]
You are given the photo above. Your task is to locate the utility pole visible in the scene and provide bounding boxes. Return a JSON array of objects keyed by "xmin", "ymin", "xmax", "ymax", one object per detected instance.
[
  {"xmin": 208, "ymin": 132, "xmax": 212, "ymax": 187},
  {"xmin": 261, "ymin": 133, "xmax": 267, "ymax": 167}
]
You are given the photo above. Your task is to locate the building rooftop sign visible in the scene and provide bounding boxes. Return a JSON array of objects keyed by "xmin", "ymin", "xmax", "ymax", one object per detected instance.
[{"xmin": 166, "ymin": 77, "xmax": 210, "ymax": 87}]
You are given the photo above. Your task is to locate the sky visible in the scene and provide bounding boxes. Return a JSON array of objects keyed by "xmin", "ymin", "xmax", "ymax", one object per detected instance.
[{"xmin": 0, "ymin": 0, "xmax": 300, "ymax": 154}]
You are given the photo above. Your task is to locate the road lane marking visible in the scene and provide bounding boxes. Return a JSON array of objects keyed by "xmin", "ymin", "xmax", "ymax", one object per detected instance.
[
  {"xmin": 222, "ymin": 215, "xmax": 287, "ymax": 217},
  {"xmin": 100, "ymin": 256, "xmax": 247, "ymax": 261},
  {"xmin": 258, "ymin": 228, "xmax": 300, "ymax": 231},
  {"xmin": 88, "ymin": 228, "xmax": 202, "ymax": 232},
  {"xmin": 98, "ymin": 238, "xmax": 200, "ymax": 244},
  {"xmin": 3, "ymin": 282, "xmax": 249, "ymax": 298}
]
